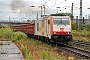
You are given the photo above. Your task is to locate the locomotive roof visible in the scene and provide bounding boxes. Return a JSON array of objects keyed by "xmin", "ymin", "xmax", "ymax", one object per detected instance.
[
  {"xmin": 38, "ymin": 15, "xmax": 49, "ymax": 20},
  {"xmin": 38, "ymin": 14, "xmax": 69, "ymax": 20},
  {"xmin": 50, "ymin": 14, "xmax": 66, "ymax": 16}
]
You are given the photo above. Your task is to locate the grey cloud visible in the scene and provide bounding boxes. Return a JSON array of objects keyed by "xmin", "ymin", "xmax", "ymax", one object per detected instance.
[
  {"xmin": 10, "ymin": 0, "xmax": 25, "ymax": 11},
  {"xmin": 0, "ymin": 2, "xmax": 9, "ymax": 7}
]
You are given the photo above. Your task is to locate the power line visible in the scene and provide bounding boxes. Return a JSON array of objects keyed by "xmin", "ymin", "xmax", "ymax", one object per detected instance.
[
  {"xmin": 43, "ymin": 0, "xmax": 50, "ymax": 5},
  {"xmin": 71, "ymin": 3, "xmax": 73, "ymax": 20},
  {"xmin": 51, "ymin": 0, "xmax": 66, "ymax": 7},
  {"xmin": 53, "ymin": 0, "xmax": 57, "ymax": 6},
  {"xmin": 73, "ymin": 0, "xmax": 90, "ymax": 8}
]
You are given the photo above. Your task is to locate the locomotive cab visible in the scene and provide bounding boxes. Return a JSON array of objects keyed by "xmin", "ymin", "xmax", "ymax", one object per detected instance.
[
  {"xmin": 51, "ymin": 16, "xmax": 72, "ymax": 44},
  {"xmin": 35, "ymin": 14, "xmax": 72, "ymax": 44}
]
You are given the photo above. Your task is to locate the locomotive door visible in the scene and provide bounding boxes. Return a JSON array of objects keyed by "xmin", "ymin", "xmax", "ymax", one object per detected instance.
[{"xmin": 46, "ymin": 20, "xmax": 50, "ymax": 37}]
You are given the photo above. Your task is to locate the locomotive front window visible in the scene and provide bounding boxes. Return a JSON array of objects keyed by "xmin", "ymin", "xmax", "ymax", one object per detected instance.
[{"xmin": 53, "ymin": 18, "xmax": 70, "ymax": 25}]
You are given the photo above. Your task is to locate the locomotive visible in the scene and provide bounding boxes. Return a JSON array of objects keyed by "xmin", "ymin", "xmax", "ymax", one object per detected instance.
[{"xmin": 11, "ymin": 14, "xmax": 72, "ymax": 44}]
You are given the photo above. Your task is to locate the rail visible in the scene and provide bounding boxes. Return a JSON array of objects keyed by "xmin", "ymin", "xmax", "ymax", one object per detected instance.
[
  {"xmin": 58, "ymin": 45, "xmax": 90, "ymax": 59},
  {"xmin": 70, "ymin": 40, "xmax": 90, "ymax": 47}
]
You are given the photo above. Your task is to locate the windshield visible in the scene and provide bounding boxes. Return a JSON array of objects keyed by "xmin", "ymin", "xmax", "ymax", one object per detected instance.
[{"xmin": 53, "ymin": 18, "xmax": 70, "ymax": 25}]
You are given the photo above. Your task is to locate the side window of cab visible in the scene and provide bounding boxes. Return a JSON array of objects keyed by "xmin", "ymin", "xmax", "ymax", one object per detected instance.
[{"xmin": 48, "ymin": 20, "xmax": 50, "ymax": 24}]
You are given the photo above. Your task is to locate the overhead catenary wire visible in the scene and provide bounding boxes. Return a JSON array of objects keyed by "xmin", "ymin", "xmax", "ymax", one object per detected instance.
[
  {"xmin": 53, "ymin": 0, "xmax": 57, "ymax": 6},
  {"xmin": 49, "ymin": 0, "xmax": 78, "ymax": 10},
  {"xmin": 44, "ymin": 0, "xmax": 89, "ymax": 10},
  {"xmin": 50, "ymin": 0, "xmax": 67, "ymax": 7},
  {"xmin": 73, "ymin": 0, "xmax": 90, "ymax": 8},
  {"xmin": 44, "ymin": 0, "xmax": 90, "ymax": 14}
]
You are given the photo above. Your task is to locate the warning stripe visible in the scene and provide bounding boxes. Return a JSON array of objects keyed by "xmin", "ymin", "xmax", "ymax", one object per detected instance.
[
  {"xmin": 70, "ymin": 18, "xmax": 72, "ymax": 34},
  {"xmin": 50, "ymin": 16, "xmax": 53, "ymax": 39},
  {"xmin": 42, "ymin": 20, "xmax": 44, "ymax": 36}
]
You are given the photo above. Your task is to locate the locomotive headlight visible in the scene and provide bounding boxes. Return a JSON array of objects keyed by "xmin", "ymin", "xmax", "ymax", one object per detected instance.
[
  {"xmin": 68, "ymin": 32, "xmax": 70, "ymax": 34},
  {"xmin": 67, "ymin": 32, "xmax": 69, "ymax": 34}
]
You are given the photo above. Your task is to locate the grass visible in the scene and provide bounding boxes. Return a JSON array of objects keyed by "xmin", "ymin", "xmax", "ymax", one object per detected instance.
[
  {"xmin": 83, "ymin": 46, "xmax": 90, "ymax": 52},
  {"xmin": 16, "ymin": 39, "xmax": 67, "ymax": 60},
  {"xmin": 72, "ymin": 30, "xmax": 90, "ymax": 36},
  {"xmin": 72, "ymin": 30, "xmax": 90, "ymax": 43},
  {"xmin": 70, "ymin": 21, "xmax": 90, "ymax": 51},
  {"xmin": 0, "ymin": 42, "xmax": 3, "ymax": 45},
  {"xmin": 0, "ymin": 26, "xmax": 28, "ymax": 41},
  {"xmin": 73, "ymin": 36, "xmax": 90, "ymax": 43},
  {"xmin": 72, "ymin": 21, "xmax": 90, "ymax": 43}
]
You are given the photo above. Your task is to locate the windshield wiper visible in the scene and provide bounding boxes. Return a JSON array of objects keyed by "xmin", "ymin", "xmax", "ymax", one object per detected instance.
[{"xmin": 57, "ymin": 19, "xmax": 66, "ymax": 26}]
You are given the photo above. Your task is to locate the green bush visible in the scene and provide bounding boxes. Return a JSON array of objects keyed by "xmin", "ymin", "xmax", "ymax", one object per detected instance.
[
  {"xmin": 72, "ymin": 30, "xmax": 90, "ymax": 36},
  {"xmin": 84, "ymin": 31, "xmax": 90, "ymax": 36},
  {"xmin": 0, "ymin": 26, "xmax": 13, "ymax": 39},
  {"xmin": 0, "ymin": 26, "xmax": 27, "ymax": 41},
  {"xmin": 72, "ymin": 21, "xmax": 90, "ymax": 36},
  {"xmin": 71, "ymin": 21, "xmax": 76, "ymax": 30},
  {"xmin": 71, "ymin": 21, "xmax": 83, "ymax": 31},
  {"xmin": 13, "ymin": 32, "xmax": 27, "ymax": 42},
  {"xmin": 86, "ymin": 24, "xmax": 90, "ymax": 31},
  {"xmin": 72, "ymin": 30, "xmax": 81, "ymax": 35}
]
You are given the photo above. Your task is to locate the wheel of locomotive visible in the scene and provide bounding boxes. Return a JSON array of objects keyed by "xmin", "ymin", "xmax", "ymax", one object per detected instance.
[
  {"xmin": 38, "ymin": 36, "xmax": 41, "ymax": 41},
  {"xmin": 50, "ymin": 39, "xmax": 56, "ymax": 45},
  {"xmin": 37, "ymin": 35, "xmax": 39, "ymax": 40},
  {"xmin": 41, "ymin": 37, "xmax": 44, "ymax": 41},
  {"xmin": 43, "ymin": 37, "xmax": 46, "ymax": 42},
  {"xmin": 48, "ymin": 39, "xmax": 51, "ymax": 44},
  {"xmin": 46, "ymin": 38, "xmax": 50, "ymax": 44},
  {"xmin": 27, "ymin": 34, "xmax": 29, "ymax": 37},
  {"xmin": 50, "ymin": 39, "xmax": 53, "ymax": 45}
]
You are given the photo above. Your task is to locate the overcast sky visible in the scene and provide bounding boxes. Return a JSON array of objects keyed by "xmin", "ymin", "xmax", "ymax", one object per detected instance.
[{"xmin": 0, "ymin": 0, "xmax": 90, "ymax": 20}]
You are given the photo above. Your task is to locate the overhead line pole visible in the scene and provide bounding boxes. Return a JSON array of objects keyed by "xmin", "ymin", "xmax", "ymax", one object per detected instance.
[
  {"xmin": 80, "ymin": 0, "xmax": 82, "ymax": 25},
  {"xmin": 41, "ymin": 0, "xmax": 43, "ymax": 17},
  {"xmin": 71, "ymin": 3, "xmax": 73, "ymax": 21},
  {"xmin": 43, "ymin": 4, "xmax": 45, "ymax": 15}
]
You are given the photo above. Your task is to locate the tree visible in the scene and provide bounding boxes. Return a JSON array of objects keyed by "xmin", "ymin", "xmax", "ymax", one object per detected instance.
[
  {"xmin": 27, "ymin": 19, "xmax": 30, "ymax": 22},
  {"xmin": 56, "ymin": 13, "xmax": 73, "ymax": 19},
  {"xmin": 89, "ymin": 15, "xmax": 90, "ymax": 20}
]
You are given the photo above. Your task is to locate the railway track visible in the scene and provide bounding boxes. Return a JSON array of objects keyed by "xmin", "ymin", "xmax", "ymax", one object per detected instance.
[
  {"xmin": 58, "ymin": 45, "xmax": 90, "ymax": 60},
  {"xmin": 41, "ymin": 39, "xmax": 90, "ymax": 60},
  {"xmin": 70, "ymin": 40, "xmax": 90, "ymax": 47}
]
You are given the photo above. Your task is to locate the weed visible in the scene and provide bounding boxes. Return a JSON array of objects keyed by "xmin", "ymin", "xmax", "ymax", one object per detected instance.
[
  {"xmin": 21, "ymin": 44, "xmax": 33, "ymax": 60},
  {"xmin": 84, "ymin": 46, "xmax": 90, "ymax": 52},
  {"xmin": 0, "ymin": 26, "xmax": 27, "ymax": 41},
  {"xmin": 0, "ymin": 42, "xmax": 3, "ymax": 45},
  {"xmin": 16, "ymin": 39, "xmax": 67, "ymax": 60}
]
